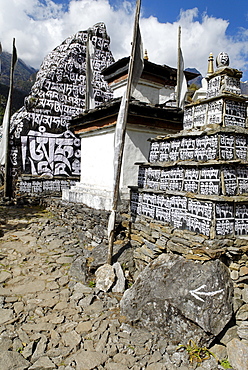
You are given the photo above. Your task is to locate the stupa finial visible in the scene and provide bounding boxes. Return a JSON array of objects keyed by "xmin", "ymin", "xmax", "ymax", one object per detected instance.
[
  {"xmin": 207, "ymin": 52, "xmax": 214, "ymax": 75},
  {"xmin": 144, "ymin": 49, "xmax": 149, "ymax": 61}
]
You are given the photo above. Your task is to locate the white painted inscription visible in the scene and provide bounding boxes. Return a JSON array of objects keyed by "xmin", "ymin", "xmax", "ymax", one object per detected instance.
[
  {"xmin": 169, "ymin": 140, "xmax": 180, "ymax": 162},
  {"xmin": 237, "ymin": 166, "xmax": 248, "ymax": 194},
  {"xmin": 199, "ymin": 167, "xmax": 220, "ymax": 195},
  {"xmin": 206, "ymin": 99, "xmax": 223, "ymax": 125},
  {"xmin": 195, "ymin": 135, "xmax": 218, "ymax": 161},
  {"xmin": 179, "ymin": 137, "xmax": 195, "ymax": 161},
  {"xmin": 146, "ymin": 167, "xmax": 161, "ymax": 190},
  {"xmin": 207, "ymin": 76, "xmax": 221, "ymax": 98},
  {"xmin": 137, "ymin": 166, "xmax": 147, "ymax": 188},
  {"xmin": 149, "ymin": 142, "xmax": 160, "ymax": 163},
  {"xmin": 155, "ymin": 195, "xmax": 171, "ymax": 222},
  {"xmin": 168, "ymin": 167, "xmax": 184, "ymax": 191},
  {"xmin": 159, "ymin": 141, "xmax": 170, "ymax": 162},
  {"xmin": 183, "ymin": 168, "xmax": 199, "ymax": 193},
  {"xmin": 183, "ymin": 106, "xmax": 194, "ymax": 130},
  {"xmin": 216, "ymin": 202, "xmax": 234, "ymax": 235},
  {"xmin": 223, "ymin": 167, "xmax": 237, "ymax": 196},
  {"xmin": 223, "ymin": 76, "xmax": 241, "ymax": 95},
  {"xmin": 142, "ymin": 193, "xmax": 157, "ymax": 218},
  {"xmin": 193, "ymin": 103, "xmax": 207, "ymax": 128},
  {"xmin": 130, "ymin": 191, "xmax": 143, "ymax": 216},
  {"xmin": 219, "ymin": 134, "xmax": 235, "ymax": 160},
  {"xmin": 235, "ymin": 204, "xmax": 248, "ymax": 235},
  {"xmin": 160, "ymin": 169, "xmax": 170, "ymax": 191},
  {"xmin": 236, "ymin": 135, "xmax": 247, "ymax": 160},
  {"xmin": 225, "ymin": 100, "xmax": 246, "ymax": 127},
  {"xmin": 21, "ymin": 127, "xmax": 81, "ymax": 177}
]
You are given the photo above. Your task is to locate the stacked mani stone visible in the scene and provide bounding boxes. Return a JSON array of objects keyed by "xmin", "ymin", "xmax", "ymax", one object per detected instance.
[{"xmin": 131, "ymin": 53, "xmax": 248, "ymax": 238}]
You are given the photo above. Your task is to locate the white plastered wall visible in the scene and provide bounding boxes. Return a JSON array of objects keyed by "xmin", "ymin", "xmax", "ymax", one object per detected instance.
[
  {"xmin": 121, "ymin": 127, "xmax": 151, "ymax": 188},
  {"xmin": 111, "ymin": 79, "xmax": 175, "ymax": 105},
  {"xmin": 75, "ymin": 125, "xmax": 153, "ymax": 194},
  {"xmin": 62, "ymin": 124, "xmax": 175, "ymax": 210},
  {"xmin": 79, "ymin": 128, "xmax": 115, "ymax": 190}
]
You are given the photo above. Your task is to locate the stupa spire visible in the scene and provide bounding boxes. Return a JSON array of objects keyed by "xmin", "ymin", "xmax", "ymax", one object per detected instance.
[{"xmin": 207, "ymin": 52, "xmax": 214, "ymax": 75}]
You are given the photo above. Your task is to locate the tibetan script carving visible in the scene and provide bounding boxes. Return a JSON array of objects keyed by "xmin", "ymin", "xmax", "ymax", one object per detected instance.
[
  {"xmin": 207, "ymin": 99, "xmax": 223, "ymax": 125},
  {"xmin": 219, "ymin": 134, "xmax": 235, "ymax": 160},
  {"xmin": 223, "ymin": 167, "xmax": 237, "ymax": 196},
  {"xmin": 235, "ymin": 204, "xmax": 248, "ymax": 235},
  {"xmin": 21, "ymin": 126, "xmax": 81, "ymax": 177},
  {"xmin": 216, "ymin": 202, "xmax": 234, "ymax": 236},
  {"xmin": 224, "ymin": 100, "xmax": 246, "ymax": 127},
  {"xmin": 159, "ymin": 141, "xmax": 170, "ymax": 162},
  {"xmin": 199, "ymin": 167, "xmax": 220, "ymax": 195},
  {"xmin": 183, "ymin": 106, "xmax": 194, "ymax": 130},
  {"xmin": 149, "ymin": 141, "xmax": 160, "ymax": 163},
  {"xmin": 207, "ymin": 76, "xmax": 221, "ymax": 98},
  {"xmin": 193, "ymin": 103, "xmax": 207, "ymax": 128}
]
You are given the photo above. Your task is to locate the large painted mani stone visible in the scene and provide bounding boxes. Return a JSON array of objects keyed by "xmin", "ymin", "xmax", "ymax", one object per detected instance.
[{"xmin": 9, "ymin": 23, "xmax": 114, "ymax": 194}]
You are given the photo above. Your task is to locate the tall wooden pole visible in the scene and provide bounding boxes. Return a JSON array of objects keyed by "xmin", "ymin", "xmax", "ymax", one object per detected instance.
[
  {"xmin": 176, "ymin": 26, "xmax": 181, "ymax": 108},
  {"xmin": 85, "ymin": 29, "xmax": 95, "ymax": 111},
  {"xmin": 85, "ymin": 30, "xmax": 91, "ymax": 111},
  {"xmin": 4, "ymin": 38, "xmax": 16, "ymax": 199},
  {"xmin": 107, "ymin": 0, "xmax": 142, "ymax": 265}
]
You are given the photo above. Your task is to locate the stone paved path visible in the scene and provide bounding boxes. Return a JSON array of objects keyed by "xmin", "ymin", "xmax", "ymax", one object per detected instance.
[{"xmin": 0, "ymin": 205, "xmax": 223, "ymax": 370}]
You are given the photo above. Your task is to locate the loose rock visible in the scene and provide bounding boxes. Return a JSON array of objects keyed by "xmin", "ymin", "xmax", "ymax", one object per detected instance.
[
  {"xmin": 227, "ymin": 338, "xmax": 248, "ymax": 370},
  {"xmin": 95, "ymin": 264, "xmax": 116, "ymax": 292}
]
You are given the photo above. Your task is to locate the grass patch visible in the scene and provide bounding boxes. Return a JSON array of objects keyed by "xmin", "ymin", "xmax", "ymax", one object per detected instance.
[
  {"xmin": 88, "ymin": 280, "xmax": 96, "ymax": 288},
  {"xmin": 220, "ymin": 359, "xmax": 232, "ymax": 369},
  {"xmin": 177, "ymin": 340, "xmax": 216, "ymax": 365}
]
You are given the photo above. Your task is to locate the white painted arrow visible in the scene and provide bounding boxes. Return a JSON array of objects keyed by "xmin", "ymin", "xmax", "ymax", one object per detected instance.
[{"xmin": 189, "ymin": 284, "xmax": 224, "ymax": 302}]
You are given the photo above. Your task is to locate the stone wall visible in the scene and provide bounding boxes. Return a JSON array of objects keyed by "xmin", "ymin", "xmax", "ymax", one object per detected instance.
[
  {"xmin": 43, "ymin": 198, "xmax": 110, "ymax": 246},
  {"xmin": 42, "ymin": 197, "xmax": 133, "ymax": 271},
  {"xmin": 130, "ymin": 211, "xmax": 247, "ymax": 283},
  {"xmin": 43, "ymin": 196, "xmax": 248, "ymax": 351}
]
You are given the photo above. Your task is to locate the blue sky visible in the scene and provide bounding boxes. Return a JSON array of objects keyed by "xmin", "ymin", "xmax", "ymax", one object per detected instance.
[
  {"xmin": 1, "ymin": 0, "xmax": 248, "ymax": 80},
  {"xmin": 141, "ymin": 0, "xmax": 248, "ymax": 35},
  {"xmin": 52, "ymin": 0, "xmax": 248, "ymax": 35}
]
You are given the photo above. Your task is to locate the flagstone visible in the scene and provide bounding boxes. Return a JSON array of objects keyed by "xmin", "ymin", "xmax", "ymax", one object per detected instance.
[
  {"xmin": 10, "ymin": 280, "xmax": 46, "ymax": 295},
  {"xmin": 29, "ymin": 356, "xmax": 56, "ymax": 369},
  {"xmin": 69, "ymin": 350, "xmax": 108, "ymax": 370},
  {"xmin": 0, "ymin": 350, "xmax": 31, "ymax": 370},
  {"xmin": 0, "ymin": 308, "xmax": 14, "ymax": 324},
  {"xmin": 0, "ymin": 270, "xmax": 12, "ymax": 283}
]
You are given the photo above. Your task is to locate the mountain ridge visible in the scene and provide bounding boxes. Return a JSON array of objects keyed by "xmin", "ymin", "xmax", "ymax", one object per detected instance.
[{"xmin": 0, "ymin": 51, "xmax": 37, "ymax": 124}]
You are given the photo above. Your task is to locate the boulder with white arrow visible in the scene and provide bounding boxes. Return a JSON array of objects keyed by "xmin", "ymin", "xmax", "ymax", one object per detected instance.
[{"xmin": 120, "ymin": 254, "xmax": 233, "ymax": 347}]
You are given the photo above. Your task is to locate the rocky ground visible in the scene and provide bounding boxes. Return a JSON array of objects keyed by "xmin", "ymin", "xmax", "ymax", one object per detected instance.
[{"xmin": 0, "ymin": 204, "xmax": 230, "ymax": 370}]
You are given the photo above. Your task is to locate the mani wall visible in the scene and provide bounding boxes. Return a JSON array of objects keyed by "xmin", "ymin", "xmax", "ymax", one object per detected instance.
[
  {"xmin": 10, "ymin": 23, "xmax": 114, "ymax": 196},
  {"xmin": 131, "ymin": 59, "xmax": 248, "ymax": 239},
  {"xmin": 125, "ymin": 55, "xmax": 248, "ymax": 351}
]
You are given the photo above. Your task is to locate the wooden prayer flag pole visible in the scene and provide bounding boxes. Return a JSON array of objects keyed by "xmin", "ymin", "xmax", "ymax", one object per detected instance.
[
  {"xmin": 3, "ymin": 38, "xmax": 17, "ymax": 199},
  {"xmin": 107, "ymin": 0, "xmax": 144, "ymax": 265}
]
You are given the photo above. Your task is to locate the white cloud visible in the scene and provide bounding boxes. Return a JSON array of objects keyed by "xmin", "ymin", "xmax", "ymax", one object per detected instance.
[
  {"xmin": 0, "ymin": 0, "xmax": 248, "ymax": 80},
  {"xmin": 141, "ymin": 8, "xmax": 248, "ymax": 79}
]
